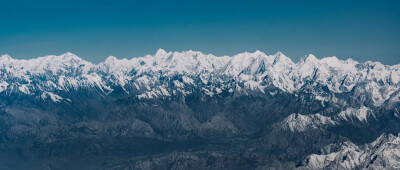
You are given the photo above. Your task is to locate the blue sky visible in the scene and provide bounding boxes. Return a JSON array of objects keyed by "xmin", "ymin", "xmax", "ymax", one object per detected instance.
[{"xmin": 0, "ymin": 0, "xmax": 399, "ymax": 64}]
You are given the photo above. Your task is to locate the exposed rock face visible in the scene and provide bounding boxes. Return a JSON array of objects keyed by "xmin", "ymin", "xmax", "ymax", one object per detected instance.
[{"xmin": 0, "ymin": 50, "xmax": 399, "ymax": 169}]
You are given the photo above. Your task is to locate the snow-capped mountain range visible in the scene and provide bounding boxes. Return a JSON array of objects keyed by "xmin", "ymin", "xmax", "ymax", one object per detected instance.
[
  {"xmin": 1, "ymin": 49, "xmax": 399, "ymax": 106},
  {"xmin": 0, "ymin": 49, "xmax": 399, "ymax": 169}
]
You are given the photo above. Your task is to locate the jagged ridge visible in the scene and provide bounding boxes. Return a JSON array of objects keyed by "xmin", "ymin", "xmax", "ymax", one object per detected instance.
[{"xmin": 1, "ymin": 49, "xmax": 399, "ymax": 106}]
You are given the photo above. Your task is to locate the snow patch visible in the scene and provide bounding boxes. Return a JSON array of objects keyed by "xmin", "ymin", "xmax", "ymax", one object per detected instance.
[
  {"xmin": 41, "ymin": 92, "xmax": 63, "ymax": 103},
  {"xmin": 0, "ymin": 81, "xmax": 9, "ymax": 92},
  {"xmin": 338, "ymin": 106, "xmax": 373, "ymax": 123},
  {"xmin": 18, "ymin": 85, "xmax": 31, "ymax": 94}
]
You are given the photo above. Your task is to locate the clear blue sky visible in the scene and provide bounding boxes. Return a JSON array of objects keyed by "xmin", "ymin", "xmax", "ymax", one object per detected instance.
[{"xmin": 1, "ymin": 0, "xmax": 399, "ymax": 64}]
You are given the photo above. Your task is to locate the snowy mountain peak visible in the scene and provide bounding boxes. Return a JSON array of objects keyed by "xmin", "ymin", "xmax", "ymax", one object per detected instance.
[
  {"xmin": 271, "ymin": 51, "xmax": 293, "ymax": 65},
  {"xmin": 0, "ymin": 54, "xmax": 13, "ymax": 65},
  {"xmin": 300, "ymin": 54, "xmax": 318, "ymax": 63},
  {"xmin": 319, "ymin": 56, "xmax": 343, "ymax": 67},
  {"xmin": 57, "ymin": 52, "xmax": 85, "ymax": 61},
  {"xmin": 0, "ymin": 54, "xmax": 12, "ymax": 60},
  {"xmin": 63, "ymin": 52, "xmax": 74, "ymax": 56},
  {"xmin": 36, "ymin": 53, "xmax": 93, "ymax": 70},
  {"xmin": 105, "ymin": 56, "xmax": 118, "ymax": 63},
  {"xmin": 0, "ymin": 53, "xmax": 94, "ymax": 75},
  {"xmin": 274, "ymin": 51, "xmax": 284, "ymax": 56},
  {"xmin": 174, "ymin": 49, "xmax": 205, "ymax": 58},
  {"xmin": 155, "ymin": 48, "xmax": 167, "ymax": 57},
  {"xmin": 345, "ymin": 58, "xmax": 359, "ymax": 65},
  {"xmin": 253, "ymin": 50, "xmax": 265, "ymax": 56},
  {"xmin": 37, "ymin": 52, "xmax": 87, "ymax": 64}
]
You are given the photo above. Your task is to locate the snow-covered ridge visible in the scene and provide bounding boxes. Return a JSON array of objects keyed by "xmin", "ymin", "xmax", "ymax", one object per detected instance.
[
  {"xmin": 276, "ymin": 106, "xmax": 377, "ymax": 133},
  {"xmin": 338, "ymin": 106, "xmax": 375, "ymax": 123},
  {"xmin": 2, "ymin": 49, "xmax": 399, "ymax": 75},
  {"xmin": 297, "ymin": 133, "xmax": 400, "ymax": 170},
  {"xmin": 0, "ymin": 52, "xmax": 93, "ymax": 75},
  {"xmin": 277, "ymin": 113, "xmax": 336, "ymax": 132},
  {"xmin": 1, "ymin": 49, "xmax": 399, "ymax": 105}
]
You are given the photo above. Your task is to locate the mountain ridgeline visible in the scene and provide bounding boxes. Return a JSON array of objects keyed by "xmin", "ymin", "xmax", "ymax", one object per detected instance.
[{"xmin": 0, "ymin": 49, "xmax": 399, "ymax": 169}]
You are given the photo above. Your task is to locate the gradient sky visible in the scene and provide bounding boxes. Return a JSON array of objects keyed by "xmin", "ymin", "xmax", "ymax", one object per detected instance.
[{"xmin": 1, "ymin": 0, "xmax": 399, "ymax": 64}]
